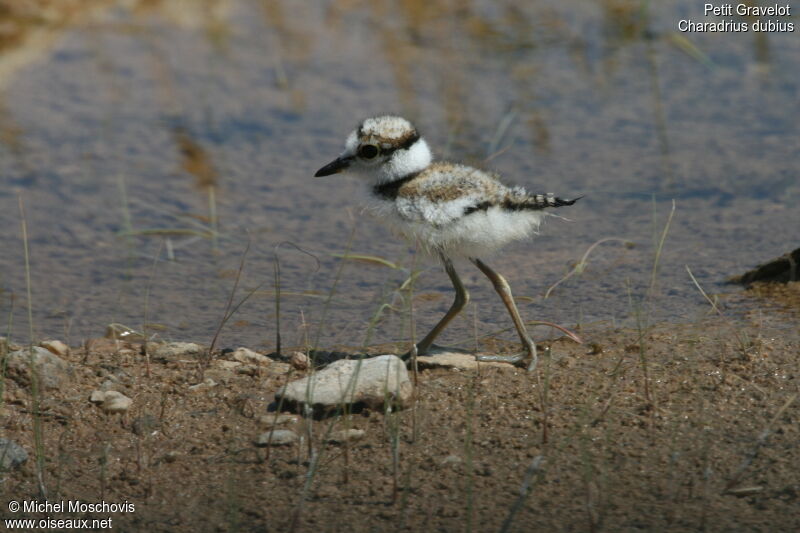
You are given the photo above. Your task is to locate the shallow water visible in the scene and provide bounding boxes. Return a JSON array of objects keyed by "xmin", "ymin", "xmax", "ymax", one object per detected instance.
[{"xmin": 1, "ymin": 0, "xmax": 798, "ymax": 350}]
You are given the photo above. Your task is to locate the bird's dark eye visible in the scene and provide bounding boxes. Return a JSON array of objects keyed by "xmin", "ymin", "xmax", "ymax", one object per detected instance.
[{"xmin": 358, "ymin": 144, "xmax": 379, "ymax": 159}]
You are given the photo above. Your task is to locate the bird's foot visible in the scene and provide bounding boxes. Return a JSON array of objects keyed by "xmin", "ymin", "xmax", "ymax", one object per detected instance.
[{"xmin": 476, "ymin": 337, "xmax": 539, "ymax": 371}]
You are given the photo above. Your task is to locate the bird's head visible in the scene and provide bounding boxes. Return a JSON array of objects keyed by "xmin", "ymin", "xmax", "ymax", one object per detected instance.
[{"xmin": 314, "ymin": 115, "xmax": 432, "ymax": 184}]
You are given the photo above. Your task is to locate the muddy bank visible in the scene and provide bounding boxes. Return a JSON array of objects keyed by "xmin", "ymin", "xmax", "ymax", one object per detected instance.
[{"xmin": 1, "ymin": 0, "xmax": 799, "ymax": 349}]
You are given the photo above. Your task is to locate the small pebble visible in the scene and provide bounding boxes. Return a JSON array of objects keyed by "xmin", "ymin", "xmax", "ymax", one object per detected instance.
[
  {"xmin": 89, "ymin": 390, "xmax": 108, "ymax": 403},
  {"xmin": 40, "ymin": 340, "xmax": 70, "ymax": 356},
  {"xmin": 91, "ymin": 390, "xmax": 133, "ymax": 414},
  {"xmin": 254, "ymin": 429, "xmax": 298, "ymax": 447},
  {"xmin": 727, "ymin": 486, "xmax": 764, "ymax": 496},
  {"xmin": 188, "ymin": 378, "xmax": 217, "ymax": 391},
  {"xmin": 326, "ymin": 429, "xmax": 365, "ymax": 444},
  {"xmin": 0, "ymin": 438, "xmax": 28, "ymax": 469},
  {"xmin": 5, "ymin": 347, "xmax": 72, "ymax": 390},
  {"xmin": 150, "ymin": 342, "xmax": 204, "ymax": 362},
  {"xmin": 290, "ymin": 352, "xmax": 309, "ymax": 370},
  {"xmin": 257, "ymin": 413, "xmax": 299, "ymax": 428},
  {"xmin": 232, "ymin": 347, "xmax": 271, "ymax": 365}
]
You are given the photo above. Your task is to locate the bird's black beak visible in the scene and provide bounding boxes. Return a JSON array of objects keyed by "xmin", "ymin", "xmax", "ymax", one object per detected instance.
[{"xmin": 314, "ymin": 156, "xmax": 353, "ymax": 177}]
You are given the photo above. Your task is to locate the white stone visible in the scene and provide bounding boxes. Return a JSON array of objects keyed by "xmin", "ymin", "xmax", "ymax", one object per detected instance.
[
  {"xmin": 40, "ymin": 340, "xmax": 70, "ymax": 356},
  {"xmin": 89, "ymin": 390, "xmax": 108, "ymax": 403},
  {"xmin": 101, "ymin": 391, "xmax": 133, "ymax": 413},
  {"xmin": 6, "ymin": 347, "xmax": 72, "ymax": 389},
  {"xmin": 326, "ymin": 429, "xmax": 366, "ymax": 444},
  {"xmin": 290, "ymin": 351, "xmax": 309, "ymax": 370},
  {"xmin": 254, "ymin": 429, "xmax": 298, "ymax": 447},
  {"xmin": 151, "ymin": 342, "xmax": 204, "ymax": 361},
  {"xmin": 275, "ymin": 355, "xmax": 413, "ymax": 412},
  {"xmin": 232, "ymin": 347, "xmax": 271, "ymax": 365},
  {"xmin": 257, "ymin": 413, "xmax": 299, "ymax": 428}
]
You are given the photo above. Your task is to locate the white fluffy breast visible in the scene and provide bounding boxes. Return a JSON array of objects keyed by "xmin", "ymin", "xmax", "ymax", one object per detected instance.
[{"xmin": 365, "ymin": 193, "xmax": 547, "ymax": 259}]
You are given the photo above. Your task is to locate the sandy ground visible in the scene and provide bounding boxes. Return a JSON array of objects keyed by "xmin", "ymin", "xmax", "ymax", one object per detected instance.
[
  {"xmin": 2, "ymin": 287, "xmax": 799, "ymax": 532},
  {"xmin": 1, "ymin": 2, "xmax": 798, "ymax": 530}
]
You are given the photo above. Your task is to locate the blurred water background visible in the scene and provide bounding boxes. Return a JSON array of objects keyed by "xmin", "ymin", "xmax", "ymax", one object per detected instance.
[{"xmin": 0, "ymin": 0, "xmax": 797, "ymax": 350}]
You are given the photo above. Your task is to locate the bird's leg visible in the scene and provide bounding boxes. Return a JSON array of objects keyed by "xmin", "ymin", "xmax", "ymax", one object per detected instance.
[
  {"xmin": 471, "ymin": 258, "xmax": 538, "ymax": 371},
  {"xmin": 406, "ymin": 255, "xmax": 469, "ymax": 358}
]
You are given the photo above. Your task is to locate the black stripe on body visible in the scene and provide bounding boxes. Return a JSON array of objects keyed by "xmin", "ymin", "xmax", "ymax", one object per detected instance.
[
  {"xmin": 372, "ymin": 171, "xmax": 421, "ymax": 200},
  {"xmin": 463, "ymin": 201, "xmax": 492, "ymax": 215},
  {"xmin": 462, "ymin": 195, "xmax": 581, "ymax": 216},
  {"xmin": 502, "ymin": 194, "xmax": 581, "ymax": 211}
]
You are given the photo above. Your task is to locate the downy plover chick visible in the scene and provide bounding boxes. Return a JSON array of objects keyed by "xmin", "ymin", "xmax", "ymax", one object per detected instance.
[{"xmin": 315, "ymin": 115, "xmax": 579, "ymax": 370}]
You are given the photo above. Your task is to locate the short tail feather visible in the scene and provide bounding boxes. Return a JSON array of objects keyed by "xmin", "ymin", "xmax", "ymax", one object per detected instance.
[{"xmin": 504, "ymin": 193, "xmax": 582, "ymax": 211}]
